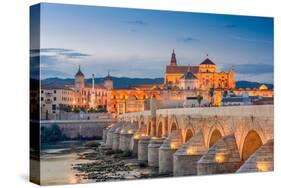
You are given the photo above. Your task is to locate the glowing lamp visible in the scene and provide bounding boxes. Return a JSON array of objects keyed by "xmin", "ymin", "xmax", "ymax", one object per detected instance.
[
  {"xmin": 170, "ymin": 142, "xmax": 177, "ymax": 149},
  {"xmin": 256, "ymin": 162, "xmax": 270, "ymax": 172},
  {"xmin": 215, "ymin": 154, "xmax": 225, "ymax": 163},
  {"xmin": 186, "ymin": 148, "xmax": 195, "ymax": 155},
  {"xmin": 134, "ymin": 134, "xmax": 141, "ymax": 139}
]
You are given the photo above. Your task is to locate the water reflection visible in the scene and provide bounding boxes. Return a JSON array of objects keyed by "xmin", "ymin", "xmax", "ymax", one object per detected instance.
[{"xmin": 40, "ymin": 141, "xmax": 94, "ymax": 185}]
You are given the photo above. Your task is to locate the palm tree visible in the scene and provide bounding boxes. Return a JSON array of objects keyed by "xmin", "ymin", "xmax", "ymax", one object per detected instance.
[
  {"xmin": 209, "ymin": 87, "xmax": 215, "ymax": 106},
  {"xmin": 197, "ymin": 94, "xmax": 203, "ymax": 107}
]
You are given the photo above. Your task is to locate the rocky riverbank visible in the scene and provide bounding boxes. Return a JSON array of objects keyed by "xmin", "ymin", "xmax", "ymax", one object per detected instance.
[{"xmin": 72, "ymin": 143, "xmax": 171, "ymax": 182}]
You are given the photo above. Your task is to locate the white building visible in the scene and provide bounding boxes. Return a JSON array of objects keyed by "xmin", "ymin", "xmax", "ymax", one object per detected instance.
[{"xmin": 222, "ymin": 92, "xmax": 252, "ymax": 106}]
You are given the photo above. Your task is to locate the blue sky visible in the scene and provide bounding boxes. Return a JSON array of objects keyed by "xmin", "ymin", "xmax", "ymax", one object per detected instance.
[{"xmin": 34, "ymin": 3, "xmax": 274, "ymax": 83}]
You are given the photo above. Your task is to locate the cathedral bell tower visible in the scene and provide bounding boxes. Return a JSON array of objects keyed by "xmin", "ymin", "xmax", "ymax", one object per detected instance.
[
  {"xmin": 74, "ymin": 65, "xmax": 85, "ymax": 91},
  {"xmin": 170, "ymin": 49, "xmax": 177, "ymax": 66}
]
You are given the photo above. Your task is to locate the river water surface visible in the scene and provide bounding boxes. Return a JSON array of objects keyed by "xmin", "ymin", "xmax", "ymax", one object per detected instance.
[{"xmin": 40, "ymin": 141, "xmax": 94, "ymax": 185}]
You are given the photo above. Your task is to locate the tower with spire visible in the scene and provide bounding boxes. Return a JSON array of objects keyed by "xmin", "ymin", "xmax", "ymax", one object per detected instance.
[
  {"xmin": 74, "ymin": 65, "xmax": 85, "ymax": 91},
  {"xmin": 104, "ymin": 71, "xmax": 113, "ymax": 90},
  {"xmin": 170, "ymin": 49, "xmax": 177, "ymax": 66}
]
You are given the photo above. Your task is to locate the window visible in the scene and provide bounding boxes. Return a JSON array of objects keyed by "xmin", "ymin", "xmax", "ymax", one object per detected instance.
[
  {"xmin": 41, "ymin": 90, "xmax": 44, "ymax": 93},
  {"xmin": 54, "ymin": 97, "xmax": 56, "ymax": 101},
  {"xmin": 54, "ymin": 90, "xmax": 56, "ymax": 94},
  {"xmin": 52, "ymin": 104, "xmax": 56, "ymax": 110},
  {"xmin": 41, "ymin": 97, "xmax": 44, "ymax": 101}
]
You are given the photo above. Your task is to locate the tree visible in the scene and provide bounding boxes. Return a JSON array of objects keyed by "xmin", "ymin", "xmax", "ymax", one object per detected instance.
[
  {"xmin": 209, "ymin": 87, "xmax": 215, "ymax": 106},
  {"xmin": 197, "ymin": 94, "xmax": 203, "ymax": 107},
  {"xmin": 72, "ymin": 106, "xmax": 80, "ymax": 113},
  {"xmin": 223, "ymin": 90, "xmax": 228, "ymax": 98}
]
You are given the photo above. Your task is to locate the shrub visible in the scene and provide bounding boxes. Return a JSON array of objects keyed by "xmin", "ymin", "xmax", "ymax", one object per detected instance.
[
  {"xmin": 84, "ymin": 141, "xmax": 101, "ymax": 148},
  {"xmin": 41, "ymin": 124, "xmax": 66, "ymax": 143},
  {"xmin": 120, "ymin": 150, "xmax": 133, "ymax": 158}
]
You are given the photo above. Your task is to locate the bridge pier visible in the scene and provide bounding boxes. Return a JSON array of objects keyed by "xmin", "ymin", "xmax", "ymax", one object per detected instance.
[
  {"xmin": 112, "ymin": 125, "xmax": 124, "ymax": 151},
  {"xmin": 159, "ymin": 130, "xmax": 182, "ymax": 174},
  {"xmin": 106, "ymin": 122, "xmax": 122, "ymax": 148},
  {"xmin": 119, "ymin": 123, "xmax": 137, "ymax": 151},
  {"xmin": 237, "ymin": 139, "xmax": 273, "ymax": 173},
  {"xmin": 173, "ymin": 131, "xmax": 207, "ymax": 176},
  {"xmin": 148, "ymin": 137, "xmax": 165, "ymax": 167},
  {"xmin": 138, "ymin": 136, "xmax": 151, "ymax": 162},
  {"xmin": 131, "ymin": 135, "xmax": 140, "ymax": 156},
  {"xmin": 197, "ymin": 135, "xmax": 242, "ymax": 175},
  {"xmin": 102, "ymin": 128, "xmax": 107, "ymax": 143}
]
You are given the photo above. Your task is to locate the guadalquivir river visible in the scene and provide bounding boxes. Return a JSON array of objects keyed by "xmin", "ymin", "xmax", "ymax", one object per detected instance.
[{"xmin": 40, "ymin": 141, "xmax": 94, "ymax": 185}]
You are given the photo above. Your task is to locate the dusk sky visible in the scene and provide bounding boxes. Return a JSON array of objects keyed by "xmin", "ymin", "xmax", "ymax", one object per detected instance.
[{"xmin": 36, "ymin": 3, "xmax": 273, "ymax": 83}]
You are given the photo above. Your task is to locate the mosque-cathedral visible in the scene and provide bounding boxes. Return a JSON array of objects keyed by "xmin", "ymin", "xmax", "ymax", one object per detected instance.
[{"xmin": 40, "ymin": 50, "xmax": 273, "ymax": 119}]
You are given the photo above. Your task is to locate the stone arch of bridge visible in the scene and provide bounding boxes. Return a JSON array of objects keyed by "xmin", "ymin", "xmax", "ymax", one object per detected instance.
[
  {"xmin": 206, "ymin": 121, "xmax": 226, "ymax": 148},
  {"xmin": 183, "ymin": 128, "xmax": 194, "ymax": 143},
  {"xmin": 169, "ymin": 115, "xmax": 179, "ymax": 134},
  {"xmin": 147, "ymin": 120, "xmax": 156, "ymax": 136},
  {"xmin": 241, "ymin": 130, "xmax": 263, "ymax": 161},
  {"xmin": 157, "ymin": 121, "xmax": 164, "ymax": 137},
  {"xmin": 208, "ymin": 129, "xmax": 223, "ymax": 148},
  {"xmin": 156, "ymin": 116, "xmax": 167, "ymax": 137},
  {"xmin": 237, "ymin": 118, "xmax": 268, "ymax": 158},
  {"xmin": 138, "ymin": 115, "xmax": 145, "ymax": 130},
  {"xmin": 183, "ymin": 117, "xmax": 196, "ymax": 143}
]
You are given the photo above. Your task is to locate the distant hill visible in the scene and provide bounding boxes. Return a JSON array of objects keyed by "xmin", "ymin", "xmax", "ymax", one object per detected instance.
[
  {"xmin": 41, "ymin": 77, "xmax": 273, "ymax": 90},
  {"xmin": 236, "ymin": 81, "xmax": 273, "ymax": 90},
  {"xmin": 41, "ymin": 77, "xmax": 164, "ymax": 89}
]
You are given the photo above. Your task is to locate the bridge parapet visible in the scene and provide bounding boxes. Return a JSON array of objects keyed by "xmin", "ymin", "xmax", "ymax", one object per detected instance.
[
  {"xmin": 119, "ymin": 105, "xmax": 273, "ymax": 121},
  {"xmin": 156, "ymin": 105, "xmax": 273, "ymax": 118}
]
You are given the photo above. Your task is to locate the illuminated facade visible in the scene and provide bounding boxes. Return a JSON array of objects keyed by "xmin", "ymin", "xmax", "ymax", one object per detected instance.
[
  {"xmin": 109, "ymin": 89, "xmax": 160, "ymax": 115},
  {"xmin": 40, "ymin": 66, "xmax": 111, "ymax": 119},
  {"xmin": 165, "ymin": 50, "xmax": 235, "ymax": 90},
  {"xmin": 40, "ymin": 51, "xmax": 274, "ymax": 119},
  {"xmin": 233, "ymin": 84, "xmax": 273, "ymax": 98}
]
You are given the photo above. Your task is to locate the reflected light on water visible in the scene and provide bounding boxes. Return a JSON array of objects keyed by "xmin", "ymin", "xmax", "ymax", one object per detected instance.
[{"xmin": 68, "ymin": 174, "xmax": 78, "ymax": 184}]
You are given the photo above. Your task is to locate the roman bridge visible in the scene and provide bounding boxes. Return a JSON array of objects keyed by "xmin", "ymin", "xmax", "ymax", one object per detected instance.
[{"xmin": 103, "ymin": 105, "xmax": 273, "ymax": 176}]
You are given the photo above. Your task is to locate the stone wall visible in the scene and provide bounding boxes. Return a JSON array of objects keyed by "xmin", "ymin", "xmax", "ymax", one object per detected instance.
[{"xmin": 41, "ymin": 119, "xmax": 116, "ymax": 139}]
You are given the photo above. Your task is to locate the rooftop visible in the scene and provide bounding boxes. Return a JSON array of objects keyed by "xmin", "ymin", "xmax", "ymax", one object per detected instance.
[{"xmin": 200, "ymin": 58, "xmax": 216, "ymax": 65}]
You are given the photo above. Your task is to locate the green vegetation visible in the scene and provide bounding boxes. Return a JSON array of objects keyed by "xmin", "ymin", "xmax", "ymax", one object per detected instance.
[
  {"xmin": 120, "ymin": 150, "xmax": 133, "ymax": 158},
  {"xmin": 41, "ymin": 124, "xmax": 66, "ymax": 143},
  {"xmin": 88, "ymin": 106, "xmax": 107, "ymax": 113},
  {"xmin": 84, "ymin": 141, "xmax": 101, "ymax": 148},
  {"xmin": 197, "ymin": 94, "xmax": 203, "ymax": 107}
]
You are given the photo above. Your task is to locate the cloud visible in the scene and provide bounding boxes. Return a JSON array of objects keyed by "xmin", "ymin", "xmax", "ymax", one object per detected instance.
[
  {"xmin": 127, "ymin": 20, "xmax": 148, "ymax": 26},
  {"xmin": 30, "ymin": 48, "xmax": 91, "ymax": 67},
  {"xmin": 224, "ymin": 63, "xmax": 273, "ymax": 74},
  {"xmin": 40, "ymin": 69, "xmax": 72, "ymax": 78},
  {"xmin": 40, "ymin": 48, "xmax": 73, "ymax": 53},
  {"xmin": 30, "ymin": 48, "xmax": 91, "ymax": 78},
  {"xmin": 59, "ymin": 52, "xmax": 90, "ymax": 59},
  {"xmin": 177, "ymin": 37, "xmax": 199, "ymax": 43}
]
